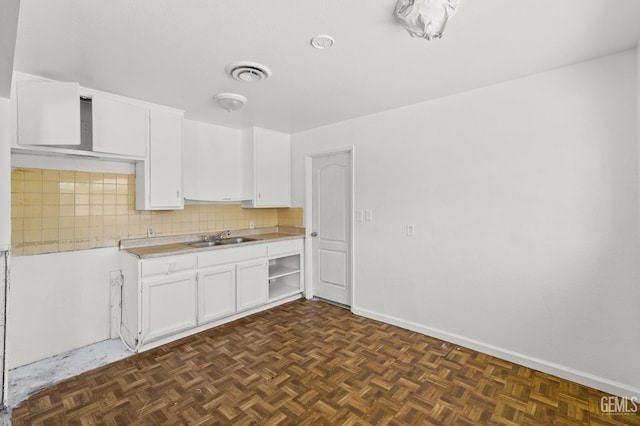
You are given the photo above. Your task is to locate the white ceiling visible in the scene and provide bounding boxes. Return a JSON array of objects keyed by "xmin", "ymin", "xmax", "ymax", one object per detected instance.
[{"xmin": 13, "ymin": 0, "xmax": 640, "ymax": 134}]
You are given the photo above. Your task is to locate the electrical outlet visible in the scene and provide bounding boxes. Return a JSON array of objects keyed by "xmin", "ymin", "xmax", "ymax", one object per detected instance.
[
  {"xmin": 407, "ymin": 224, "xmax": 415, "ymax": 236},
  {"xmin": 249, "ymin": 221, "xmax": 255, "ymax": 229},
  {"xmin": 147, "ymin": 227, "xmax": 155, "ymax": 237}
]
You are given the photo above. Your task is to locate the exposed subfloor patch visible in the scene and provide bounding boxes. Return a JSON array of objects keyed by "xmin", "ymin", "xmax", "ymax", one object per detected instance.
[{"xmin": 0, "ymin": 338, "xmax": 130, "ymax": 423}]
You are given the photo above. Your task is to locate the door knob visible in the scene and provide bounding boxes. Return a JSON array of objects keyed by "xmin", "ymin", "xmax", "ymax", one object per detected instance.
[{"xmin": 310, "ymin": 232, "xmax": 318, "ymax": 237}]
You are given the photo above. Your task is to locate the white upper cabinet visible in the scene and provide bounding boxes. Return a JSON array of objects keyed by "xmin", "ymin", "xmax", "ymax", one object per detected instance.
[
  {"xmin": 242, "ymin": 127, "xmax": 291, "ymax": 208},
  {"xmin": 182, "ymin": 120, "xmax": 245, "ymax": 202},
  {"xmin": 92, "ymin": 95, "xmax": 147, "ymax": 157},
  {"xmin": 16, "ymin": 80, "xmax": 81, "ymax": 146},
  {"xmin": 136, "ymin": 108, "xmax": 184, "ymax": 210}
]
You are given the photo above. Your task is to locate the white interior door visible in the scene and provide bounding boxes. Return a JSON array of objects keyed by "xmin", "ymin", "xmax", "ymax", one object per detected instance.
[{"xmin": 312, "ymin": 152, "xmax": 351, "ymax": 305}]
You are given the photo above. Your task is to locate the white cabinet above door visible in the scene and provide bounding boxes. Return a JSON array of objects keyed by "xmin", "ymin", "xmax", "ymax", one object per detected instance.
[
  {"xmin": 16, "ymin": 80, "xmax": 81, "ymax": 146},
  {"xmin": 92, "ymin": 95, "xmax": 147, "ymax": 158}
]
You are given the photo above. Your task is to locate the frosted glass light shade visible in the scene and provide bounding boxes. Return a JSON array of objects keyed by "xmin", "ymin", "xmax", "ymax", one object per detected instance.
[
  {"xmin": 395, "ymin": 0, "xmax": 460, "ymax": 40},
  {"xmin": 213, "ymin": 93, "xmax": 247, "ymax": 112}
]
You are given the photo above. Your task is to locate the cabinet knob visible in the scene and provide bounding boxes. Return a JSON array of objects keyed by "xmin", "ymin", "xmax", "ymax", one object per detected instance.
[{"xmin": 310, "ymin": 232, "xmax": 318, "ymax": 237}]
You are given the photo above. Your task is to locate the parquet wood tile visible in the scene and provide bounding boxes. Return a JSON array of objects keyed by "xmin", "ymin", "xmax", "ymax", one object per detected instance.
[{"xmin": 11, "ymin": 299, "xmax": 640, "ymax": 425}]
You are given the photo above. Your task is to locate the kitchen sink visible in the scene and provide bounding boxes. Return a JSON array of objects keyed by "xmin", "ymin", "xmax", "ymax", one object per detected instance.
[{"xmin": 186, "ymin": 237, "xmax": 257, "ymax": 248}]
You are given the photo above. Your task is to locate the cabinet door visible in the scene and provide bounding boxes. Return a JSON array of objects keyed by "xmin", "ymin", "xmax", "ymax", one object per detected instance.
[
  {"xmin": 148, "ymin": 109, "xmax": 183, "ymax": 209},
  {"xmin": 16, "ymin": 80, "xmax": 81, "ymax": 146},
  {"xmin": 92, "ymin": 95, "xmax": 147, "ymax": 157},
  {"xmin": 236, "ymin": 259, "xmax": 268, "ymax": 312},
  {"xmin": 182, "ymin": 120, "xmax": 244, "ymax": 201},
  {"xmin": 141, "ymin": 272, "xmax": 196, "ymax": 343},
  {"xmin": 197, "ymin": 264, "xmax": 236, "ymax": 324},
  {"xmin": 254, "ymin": 129, "xmax": 290, "ymax": 207}
]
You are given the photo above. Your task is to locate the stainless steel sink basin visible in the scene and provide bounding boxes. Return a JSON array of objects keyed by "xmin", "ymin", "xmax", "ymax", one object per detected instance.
[
  {"xmin": 218, "ymin": 237, "xmax": 257, "ymax": 245},
  {"xmin": 187, "ymin": 241, "xmax": 220, "ymax": 248},
  {"xmin": 187, "ymin": 237, "xmax": 257, "ymax": 248}
]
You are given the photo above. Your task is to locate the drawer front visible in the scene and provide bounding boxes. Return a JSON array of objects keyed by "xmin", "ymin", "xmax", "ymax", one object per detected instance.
[
  {"xmin": 141, "ymin": 255, "xmax": 196, "ymax": 278},
  {"xmin": 198, "ymin": 244, "xmax": 267, "ymax": 269},
  {"xmin": 267, "ymin": 239, "xmax": 303, "ymax": 257}
]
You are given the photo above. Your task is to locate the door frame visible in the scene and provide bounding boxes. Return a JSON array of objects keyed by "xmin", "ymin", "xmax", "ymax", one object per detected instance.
[{"xmin": 303, "ymin": 147, "xmax": 355, "ymax": 308}]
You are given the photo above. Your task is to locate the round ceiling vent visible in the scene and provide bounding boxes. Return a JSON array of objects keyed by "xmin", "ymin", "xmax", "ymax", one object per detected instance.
[{"xmin": 225, "ymin": 61, "xmax": 272, "ymax": 82}]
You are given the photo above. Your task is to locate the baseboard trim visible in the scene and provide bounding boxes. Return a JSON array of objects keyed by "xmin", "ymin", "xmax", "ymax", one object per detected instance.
[{"xmin": 352, "ymin": 307, "xmax": 640, "ymax": 399}]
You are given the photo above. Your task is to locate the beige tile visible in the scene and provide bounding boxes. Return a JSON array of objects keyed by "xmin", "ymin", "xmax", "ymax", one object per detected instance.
[
  {"xmin": 75, "ymin": 171, "xmax": 90, "ymax": 183},
  {"xmin": 42, "ymin": 194, "xmax": 60, "ymax": 205},
  {"xmin": 90, "ymin": 172, "xmax": 104, "ymax": 184},
  {"xmin": 24, "ymin": 229, "xmax": 42, "ymax": 243},
  {"xmin": 23, "ymin": 245, "xmax": 43, "ymax": 255},
  {"xmin": 12, "ymin": 192, "xmax": 24, "ymax": 206},
  {"xmin": 42, "ymin": 216, "xmax": 59, "ymax": 229},
  {"xmin": 42, "ymin": 181, "xmax": 59, "ymax": 194},
  {"xmin": 75, "ymin": 216, "xmax": 89, "ymax": 228},
  {"xmin": 74, "ymin": 227, "xmax": 89, "ymax": 239},
  {"xmin": 59, "ymin": 181, "xmax": 75, "ymax": 193},
  {"xmin": 12, "ymin": 230, "xmax": 23, "ymax": 245},
  {"xmin": 104, "ymin": 184, "xmax": 117, "ymax": 195},
  {"xmin": 90, "ymin": 205, "xmax": 103, "ymax": 216},
  {"xmin": 24, "ymin": 217, "xmax": 42, "ymax": 231},
  {"xmin": 59, "ymin": 171, "xmax": 75, "ymax": 182},
  {"xmin": 42, "ymin": 205, "xmax": 59, "ymax": 218},
  {"xmin": 116, "ymin": 175, "xmax": 128, "ymax": 185},
  {"xmin": 90, "ymin": 194, "xmax": 104, "ymax": 205},
  {"xmin": 58, "ymin": 240, "xmax": 75, "ymax": 252},
  {"xmin": 75, "ymin": 205, "xmax": 89, "ymax": 216},
  {"xmin": 75, "ymin": 182, "xmax": 90, "ymax": 193},
  {"xmin": 12, "ymin": 218, "xmax": 24, "ymax": 231},
  {"xmin": 24, "ymin": 169, "xmax": 42, "ymax": 181},
  {"xmin": 11, "ymin": 180, "xmax": 24, "ymax": 193},
  {"xmin": 116, "ymin": 205, "xmax": 128, "ymax": 216},
  {"xmin": 116, "ymin": 195, "xmax": 128, "ymax": 205},
  {"xmin": 24, "ymin": 192, "xmax": 43, "ymax": 205},
  {"xmin": 59, "ymin": 217, "xmax": 74, "ymax": 228},
  {"xmin": 42, "ymin": 228, "xmax": 59, "ymax": 241},
  {"xmin": 104, "ymin": 194, "xmax": 117, "ymax": 205},
  {"xmin": 40, "ymin": 242, "xmax": 59, "ymax": 254},
  {"xmin": 116, "ymin": 184, "xmax": 128, "ymax": 195},
  {"xmin": 75, "ymin": 194, "xmax": 90, "ymax": 205},
  {"xmin": 42, "ymin": 170, "xmax": 60, "ymax": 181},
  {"xmin": 59, "ymin": 205, "xmax": 75, "ymax": 217},
  {"xmin": 12, "ymin": 169, "xmax": 25, "ymax": 181},
  {"xmin": 75, "ymin": 240, "xmax": 90, "ymax": 250},
  {"xmin": 90, "ymin": 183, "xmax": 103, "ymax": 194},
  {"xmin": 103, "ymin": 174, "xmax": 117, "ymax": 185},
  {"xmin": 103, "ymin": 204, "xmax": 116, "ymax": 215},
  {"xmin": 24, "ymin": 180, "xmax": 42, "ymax": 193},
  {"xmin": 60, "ymin": 193, "xmax": 75, "ymax": 205}
]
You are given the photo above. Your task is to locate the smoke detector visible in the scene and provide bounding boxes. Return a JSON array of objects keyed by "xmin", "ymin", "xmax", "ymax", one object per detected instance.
[{"xmin": 225, "ymin": 61, "xmax": 272, "ymax": 82}]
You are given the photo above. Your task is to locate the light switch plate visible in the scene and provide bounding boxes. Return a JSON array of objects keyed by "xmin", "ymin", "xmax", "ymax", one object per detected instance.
[
  {"xmin": 407, "ymin": 224, "xmax": 415, "ymax": 236},
  {"xmin": 355, "ymin": 210, "xmax": 364, "ymax": 222},
  {"xmin": 364, "ymin": 209, "xmax": 373, "ymax": 222}
]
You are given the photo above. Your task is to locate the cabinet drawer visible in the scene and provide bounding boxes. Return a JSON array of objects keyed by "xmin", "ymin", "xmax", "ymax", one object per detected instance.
[
  {"xmin": 198, "ymin": 245, "xmax": 267, "ymax": 269},
  {"xmin": 141, "ymin": 255, "xmax": 196, "ymax": 277},
  {"xmin": 267, "ymin": 239, "xmax": 303, "ymax": 257}
]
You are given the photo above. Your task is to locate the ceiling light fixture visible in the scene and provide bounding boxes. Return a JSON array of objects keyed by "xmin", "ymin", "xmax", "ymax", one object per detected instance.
[
  {"xmin": 395, "ymin": 0, "xmax": 460, "ymax": 40},
  {"xmin": 213, "ymin": 93, "xmax": 246, "ymax": 112},
  {"xmin": 310, "ymin": 35, "xmax": 334, "ymax": 50}
]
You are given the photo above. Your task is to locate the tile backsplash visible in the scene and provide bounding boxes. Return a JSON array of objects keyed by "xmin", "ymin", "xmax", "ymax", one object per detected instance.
[{"xmin": 11, "ymin": 168, "xmax": 303, "ymax": 255}]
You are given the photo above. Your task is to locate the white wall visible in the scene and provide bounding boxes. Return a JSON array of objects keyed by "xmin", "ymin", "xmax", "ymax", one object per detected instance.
[
  {"xmin": 0, "ymin": 98, "xmax": 11, "ymax": 250},
  {"xmin": 8, "ymin": 248, "xmax": 119, "ymax": 367},
  {"xmin": 292, "ymin": 50, "xmax": 640, "ymax": 397}
]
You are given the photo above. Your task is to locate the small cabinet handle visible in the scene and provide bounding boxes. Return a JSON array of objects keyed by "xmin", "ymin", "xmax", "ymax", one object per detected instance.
[{"xmin": 310, "ymin": 232, "xmax": 318, "ymax": 237}]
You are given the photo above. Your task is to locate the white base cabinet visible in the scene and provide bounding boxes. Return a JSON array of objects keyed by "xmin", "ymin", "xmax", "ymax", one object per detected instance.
[
  {"xmin": 142, "ymin": 272, "xmax": 197, "ymax": 343},
  {"xmin": 119, "ymin": 238, "xmax": 302, "ymax": 351},
  {"xmin": 197, "ymin": 264, "xmax": 236, "ymax": 325},
  {"xmin": 237, "ymin": 259, "xmax": 268, "ymax": 311}
]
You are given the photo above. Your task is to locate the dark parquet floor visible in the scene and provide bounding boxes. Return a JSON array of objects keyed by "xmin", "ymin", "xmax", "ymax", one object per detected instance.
[{"xmin": 11, "ymin": 299, "xmax": 640, "ymax": 425}]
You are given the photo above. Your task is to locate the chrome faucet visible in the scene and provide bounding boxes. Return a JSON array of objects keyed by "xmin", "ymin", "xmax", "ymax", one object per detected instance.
[{"xmin": 213, "ymin": 230, "xmax": 232, "ymax": 241}]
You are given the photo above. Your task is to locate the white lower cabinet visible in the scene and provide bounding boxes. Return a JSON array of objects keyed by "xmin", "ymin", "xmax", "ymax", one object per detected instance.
[
  {"xmin": 119, "ymin": 238, "xmax": 303, "ymax": 351},
  {"xmin": 142, "ymin": 272, "xmax": 197, "ymax": 343},
  {"xmin": 197, "ymin": 264, "xmax": 236, "ymax": 325},
  {"xmin": 236, "ymin": 259, "xmax": 268, "ymax": 312}
]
